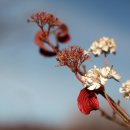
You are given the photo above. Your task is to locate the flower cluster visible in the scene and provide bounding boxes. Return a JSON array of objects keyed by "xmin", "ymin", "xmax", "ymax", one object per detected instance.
[
  {"xmin": 119, "ymin": 80, "xmax": 130, "ymax": 100},
  {"xmin": 81, "ymin": 66, "xmax": 121, "ymax": 90},
  {"xmin": 88, "ymin": 37, "xmax": 116, "ymax": 56},
  {"xmin": 28, "ymin": 11, "xmax": 60, "ymax": 29},
  {"xmin": 81, "ymin": 66, "xmax": 106, "ymax": 90},
  {"xmin": 56, "ymin": 46, "xmax": 90, "ymax": 73},
  {"xmin": 28, "ymin": 11, "xmax": 70, "ymax": 43}
]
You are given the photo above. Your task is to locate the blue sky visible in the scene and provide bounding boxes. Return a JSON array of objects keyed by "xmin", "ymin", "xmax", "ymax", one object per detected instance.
[{"xmin": 0, "ymin": 0, "xmax": 130, "ymax": 124}]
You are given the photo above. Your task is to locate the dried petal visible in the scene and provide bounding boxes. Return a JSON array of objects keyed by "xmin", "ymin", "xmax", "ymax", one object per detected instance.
[
  {"xmin": 55, "ymin": 24, "xmax": 70, "ymax": 43},
  {"xmin": 57, "ymin": 34, "xmax": 70, "ymax": 43},
  {"xmin": 39, "ymin": 48, "xmax": 56, "ymax": 57},
  {"xmin": 77, "ymin": 88, "xmax": 99, "ymax": 115}
]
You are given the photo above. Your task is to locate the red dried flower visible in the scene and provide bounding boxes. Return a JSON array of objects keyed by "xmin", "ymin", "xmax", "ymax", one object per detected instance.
[
  {"xmin": 56, "ymin": 46, "xmax": 90, "ymax": 72},
  {"xmin": 29, "ymin": 12, "xmax": 71, "ymax": 57},
  {"xmin": 28, "ymin": 12, "xmax": 60, "ymax": 29},
  {"xmin": 77, "ymin": 88, "xmax": 99, "ymax": 115}
]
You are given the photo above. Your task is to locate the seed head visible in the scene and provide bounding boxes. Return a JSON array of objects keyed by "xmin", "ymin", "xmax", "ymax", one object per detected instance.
[
  {"xmin": 28, "ymin": 11, "xmax": 60, "ymax": 29},
  {"xmin": 56, "ymin": 46, "xmax": 90, "ymax": 72}
]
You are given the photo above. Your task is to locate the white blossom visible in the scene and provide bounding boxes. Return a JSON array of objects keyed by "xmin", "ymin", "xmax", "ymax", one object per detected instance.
[
  {"xmin": 88, "ymin": 37, "xmax": 116, "ymax": 56},
  {"xmin": 81, "ymin": 66, "xmax": 121, "ymax": 90},
  {"xmin": 81, "ymin": 66, "xmax": 108, "ymax": 90},
  {"xmin": 119, "ymin": 80, "xmax": 130, "ymax": 100}
]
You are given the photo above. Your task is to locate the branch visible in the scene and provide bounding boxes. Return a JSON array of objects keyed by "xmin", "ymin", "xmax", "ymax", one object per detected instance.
[
  {"xmin": 100, "ymin": 91, "xmax": 130, "ymax": 127},
  {"xmin": 99, "ymin": 108, "xmax": 128, "ymax": 127}
]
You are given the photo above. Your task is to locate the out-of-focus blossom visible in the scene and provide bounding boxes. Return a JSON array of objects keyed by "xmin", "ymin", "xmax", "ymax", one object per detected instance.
[
  {"xmin": 119, "ymin": 80, "xmax": 130, "ymax": 100},
  {"xmin": 77, "ymin": 88, "xmax": 99, "ymax": 115},
  {"xmin": 81, "ymin": 66, "xmax": 121, "ymax": 90},
  {"xmin": 29, "ymin": 12, "xmax": 71, "ymax": 57},
  {"xmin": 88, "ymin": 37, "xmax": 116, "ymax": 56},
  {"xmin": 28, "ymin": 11, "xmax": 60, "ymax": 29},
  {"xmin": 28, "ymin": 12, "xmax": 71, "ymax": 44},
  {"xmin": 56, "ymin": 46, "xmax": 90, "ymax": 72}
]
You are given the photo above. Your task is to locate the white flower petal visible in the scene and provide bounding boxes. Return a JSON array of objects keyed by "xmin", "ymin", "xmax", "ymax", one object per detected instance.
[
  {"xmin": 102, "ymin": 46, "xmax": 109, "ymax": 52},
  {"xmin": 89, "ymin": 37, "xmax": 117, "ymax": 56},
  {"xmin": 119, "ymin": 80, "xmax": 130, "ymax": 100},
  {"xmin": 87, "ymin": 84, "xmax": 97, "ymax": 90}
]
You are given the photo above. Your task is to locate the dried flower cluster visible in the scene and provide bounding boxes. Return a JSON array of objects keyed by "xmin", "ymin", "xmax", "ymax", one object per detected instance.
[
  {"xmin": 119, "ymin": 80, "xmax": 130, "ymax": 100},
  {"xmin": 56, "ymin": 46, "xmax": 90, "ymax": 72},
  {"xmin": 28, "ymin": 11, "xmax": 60, "ymax": 29},
  {"xmin": 28, "ymin": 11, "xmax": 71, "ymax": 57},
  {"xmin": 88, "ymin": 37, "xmax": 116, "ymax": 56},
  {"xmin": 81, "ymin": 66, "xmax": 121, "ymax": 90}
]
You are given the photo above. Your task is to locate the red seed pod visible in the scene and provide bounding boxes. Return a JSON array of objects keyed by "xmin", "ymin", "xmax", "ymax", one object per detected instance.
[
  {"xmin": 77, "ymin": 88, "xmax": 99, "ymax": 115},
  {"xmin": 55, "ymin": 24, "xmax": 71, "ymax": 43},
  {"xmin": 34, "ymin": 31, "xmax": 57, "ymax": 57}
]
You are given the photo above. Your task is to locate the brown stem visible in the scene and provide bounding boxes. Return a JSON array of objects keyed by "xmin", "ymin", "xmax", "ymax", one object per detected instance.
[
  {"xmin": 100, "ymin": 91, "xmax": 130, "ymax": 127},
  {"xmin": 104, "ymin": 54, "xmax": 108, "ymax": 67},
  {"xmin": 99, "ymin": 108, "xmax": 127, "ymax": 127},
  {"xmin": 77, "ymin": 68, "xmax": 85, "ymax": 76},
  {"xmin": 48, "ymin": 25, "xmax": 51, "ymax": 35},
  {"xmin": 47, "ymin": 39, "xmax": 59, "ymax": 54},
  {"xmin": 82, "ymin": 65, "xmax": 87, "ymax": 74},
  {"xmin": 75, "ymin": 73, "xmax": 84, "ymax": 84},
  {"xmin": 52, "ymin": 31, "xmax": 59, "ymax": 50}
]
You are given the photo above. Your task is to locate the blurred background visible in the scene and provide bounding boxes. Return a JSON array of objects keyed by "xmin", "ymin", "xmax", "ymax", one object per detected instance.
[{"xmin": 0, "ymin": 0, "xmax": 130, "ymax": 129}]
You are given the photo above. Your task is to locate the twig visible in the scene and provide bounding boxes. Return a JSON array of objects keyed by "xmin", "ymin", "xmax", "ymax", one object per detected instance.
[
  {"xmin": 100, "ymin": 91, "xmax": 130, "ymax": 127},
  {"xmin": 99, "ymin": 108, "xmax": 127, "ymax": 127}
]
